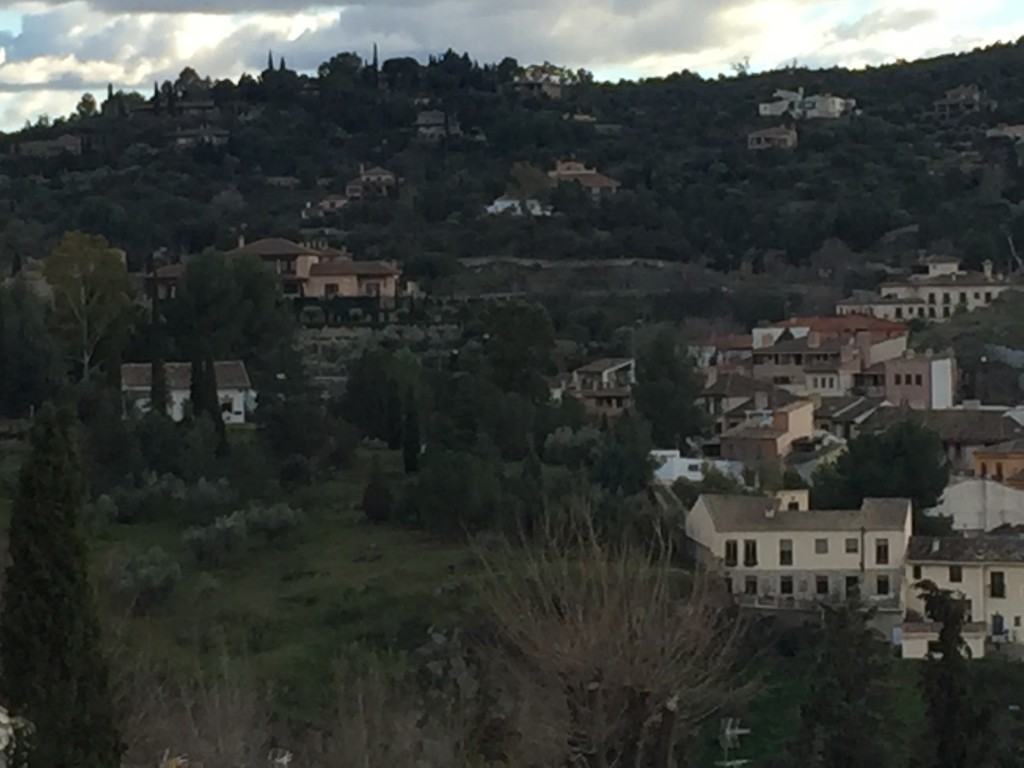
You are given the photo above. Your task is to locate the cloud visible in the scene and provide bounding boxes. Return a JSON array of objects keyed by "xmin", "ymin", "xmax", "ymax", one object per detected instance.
[
  {"xmin": 0, "ymin": 0, "xmax": 1023, "ymax": 128},
  {"xmin": 834, "ymin": 7, "xmax": 937, "ymax": 41}
]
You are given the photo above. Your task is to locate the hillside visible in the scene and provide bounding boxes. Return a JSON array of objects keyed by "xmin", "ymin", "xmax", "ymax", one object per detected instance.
[{"xmin": 3, "ymin": 43, "xmax": 1024, "ymax": 295}]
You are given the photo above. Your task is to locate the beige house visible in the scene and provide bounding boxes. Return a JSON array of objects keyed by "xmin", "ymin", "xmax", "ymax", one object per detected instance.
[
  {"xmin": 903, "ymin": 535, "xmax": 1024, "ymax": 658},
  {"xmin": 719, "ymin": 399, "xmax": 814, "ymax": 467},
  {"xmin": 687, "ymin": 493, "xmax": 912, "ymax": 613},
  {"xmin": 747, "ymin": 126, "xmax": 797, "ymax": 150},
  {"xmin": 852, "ymin": 349, "xmax": 957, "ymax": 409},
  {"xmin": 548, "ymin": 160, "xmax": 620, "ymax": 200},
  {"xmin": 837, "ymin": 256, "xmax": 1018, "ymax": 322},
  {"xmin": 562, "ymin": 358, "xmax": 636, "ymax": 418}
]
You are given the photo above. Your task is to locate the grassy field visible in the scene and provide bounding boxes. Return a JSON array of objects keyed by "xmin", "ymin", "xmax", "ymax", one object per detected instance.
[{"xmin": 0, "ymin": 441, "xmax": 475, "ymax": 724}]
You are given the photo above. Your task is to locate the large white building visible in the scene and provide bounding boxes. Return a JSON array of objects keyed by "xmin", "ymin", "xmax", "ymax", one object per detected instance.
[
  {"xmin": 758, "ymin": 88, "xmax": 856, "ymax": 119},
  {"xmin": 925, "ymin": 477, "xmax": 1024, "ymax": 534},
  {"xmin": 837, "ymin": 256, "xmax": 1018, "ymax": 322},
  {"xmin": 121, "ymin": 361, "xmax": 256, "ymax": 425},
  {"xmin": 903, "ymin": 535, "xmax": 1024, "ymax": 658},
  {"xmin": 686, "ymin": 493, "xmax": 912, "ymax": 617}
]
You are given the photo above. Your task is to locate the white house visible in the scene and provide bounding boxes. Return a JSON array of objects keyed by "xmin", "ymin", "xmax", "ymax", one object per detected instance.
[
  {"xmin": 486, "ymin": 197, "xmax": 552, "ymax": 217},
  {"xmin": 925, "ymin": 477, "xmax": 1024, "ymax": 534},
  {"xmin": 903, "ymin": 535, "xmax": 1024, "ymax": 658},
  {"xmin": 650, "ymin": 451, "xmax": 745, "ymax": 485},
  {"xmin": 758, "ymin": 88, "xmax": 856, "ymax": 119},
  {"xmin": 121, "ymin": 361, "xmax": 256, "ymax": 425},
  {"xmin": 687, "ymin": 493, "xmax": 912, "ymax": 617}
]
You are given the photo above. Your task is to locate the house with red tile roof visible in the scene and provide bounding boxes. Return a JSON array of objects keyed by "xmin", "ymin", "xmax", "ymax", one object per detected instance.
[{"xmin": 548, "ymin": 160, "xmax": 620, "ymax": 200}]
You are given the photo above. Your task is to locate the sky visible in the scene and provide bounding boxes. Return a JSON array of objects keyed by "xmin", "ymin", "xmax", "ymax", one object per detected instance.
[{"xmin": 0, "ymin": 0, "xmax": 1023, "ymax": 130}]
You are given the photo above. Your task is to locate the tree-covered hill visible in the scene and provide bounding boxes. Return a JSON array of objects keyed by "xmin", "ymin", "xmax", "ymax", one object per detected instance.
[{"xmin": 5, "ymin": 41, "xmax": 1024, "ymax": 284}]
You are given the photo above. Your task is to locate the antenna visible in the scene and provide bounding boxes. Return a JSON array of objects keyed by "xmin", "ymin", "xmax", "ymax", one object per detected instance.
[{"xmin": 716, "ymin": 717, "xmax": 752, "ymax": 767}]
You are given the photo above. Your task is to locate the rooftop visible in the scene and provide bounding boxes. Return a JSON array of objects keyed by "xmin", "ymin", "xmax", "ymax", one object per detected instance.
[
  {"xmin": 702, "ymin": 372, "xmax": 790, "ymax": 399},
  {"xmin": 767, "ymin": 315, "xmax": 908, "ymax": 336},
  {"xmin": 862, "ymin": 406, "xmax": 1024, "ymax": 445},
  {"xmin": 977, "ymin": 437, "xmax": 1024, "ymax": 455},
  {"xmin": 696, "ymin": 494, "xmax": 911, "ymax": 532},
  {"xmin": 908, "ymin": 534, "xmax": 1024, "ymax": 564},
  {"xmin": 121, "ymin": 361, "xmax": 252, "ymax": 391},
  {"xmin": 815, "ymin": 396, "xmax": 885, "ymax": 423},
  {"xmin": 227, "ymin": 238, "xmax": 320, "ymax": 258},
  {"xmin": 308, "ymin": 260, "xmax": 401, "ymax": 277},
  {"xmin": 576, "ymin": 357, "xmax": 635, "ymax": 374}
]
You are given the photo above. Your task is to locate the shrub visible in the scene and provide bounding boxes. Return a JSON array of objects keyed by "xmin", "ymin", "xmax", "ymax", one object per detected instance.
[
  {"xmin": 183, "ymin": 511, "xmax": 248, "ymax": 568},
  {"xmin": 82, "ymin": 494, "xmax": 119, "ymax": 531},
  {"xmin": 279, "ymin": 454, "xmax": 313, "ymax": 492},
  {"xmin": 244, "ymin": 503, "xmax": 303, "ymax": 543},
  {"xmin": 118, "ymin": 546, "xmax": 181, "ymax": 613}
]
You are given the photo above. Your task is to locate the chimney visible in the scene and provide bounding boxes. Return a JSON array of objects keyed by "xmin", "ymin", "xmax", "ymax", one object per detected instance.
[
  {"xmin": 765, "ymin": 502, "xmax": 776, "ymax": 519},
  {"xmin": 983, "ymin": 259, "xmax": 994, "ymax": 279},
  {"xmin": 930, "ymin": 538, "xmax": 940, "ymax": 554},
  {"xmin": 806, "ymin": 331, "xmax": 821, "ymax": 349}
]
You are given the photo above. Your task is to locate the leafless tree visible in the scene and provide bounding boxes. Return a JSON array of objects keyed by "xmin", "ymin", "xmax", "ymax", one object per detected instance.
[{"xmin": 477, "ymin": 502, "xmax": 753, "ymax": 768}]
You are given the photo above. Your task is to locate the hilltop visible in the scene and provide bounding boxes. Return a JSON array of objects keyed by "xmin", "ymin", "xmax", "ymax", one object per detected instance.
[{"xmin": 2, "ymin": 42, "xmax": 1024, "ymax": 304}]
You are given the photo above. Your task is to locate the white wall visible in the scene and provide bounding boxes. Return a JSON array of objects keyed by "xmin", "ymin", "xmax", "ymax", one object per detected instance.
[
  {"xmin": 926, "ymin": 478, "xmax": 1024, "ymax": 532},
  {"xmin": 931, "ymin": 358, "xmax": 954, "ymax": 408},
  {"xmin": 651, "ymin": 452, "xmax": 745, "ymax": 484},
  {"xmin": 125, "ymin": 387, "xmax": 253, "ymax": 425}
]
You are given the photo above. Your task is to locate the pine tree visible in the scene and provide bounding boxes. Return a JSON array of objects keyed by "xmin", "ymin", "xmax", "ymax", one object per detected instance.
[
  {"xmin": 385, "ymin": 378, "xmax": 403, "ymax": 450},
  {"xmin": 918, "ymin": 581, "xmax": 996, "ymax": 768},
  {"xmin": 402, "ymin": 393, "xmax": 420, "ymax": 473},
  {"xmin": 267, "ymin": 50, "xmax": 274, "ymax": 71},
  {"xmin": 787, "ymin": 599, "xmax": 903, "ymax": 768},
  {"xmin": 279, "ymin": 56, "xmax": 287, "ymax": 72},
  {"xmin": 0, "ymin": 404, "xmax": 122, "ymax": 767}
]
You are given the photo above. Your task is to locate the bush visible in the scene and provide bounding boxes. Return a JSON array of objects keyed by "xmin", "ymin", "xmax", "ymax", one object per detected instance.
[
  {"xmin": 82, "ymin": 494, "xmax": 119, "ymax": 531},
  {"xmin": 279, "ymin": 453, "xmax": 313, "ymax": 492},
  {"xmin": 107, "ymin": 474, "xmax": 237, "ymax": 525},
  {"xmin": 244, "ymin": 503, "xmax": 303, "ymax": 543},
  {"xmin": 118, "ymin": 546, "xmax": 181, "ymax": 613},
  {"xmin": 183, "ymin": 511, "xmax": 249, "ymax": 568}
]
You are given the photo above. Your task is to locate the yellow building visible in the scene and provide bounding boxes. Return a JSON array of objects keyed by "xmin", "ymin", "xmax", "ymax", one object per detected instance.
[{"xmin": 973, "ymin": 438, "xmax": 1024, "ymax": 489}]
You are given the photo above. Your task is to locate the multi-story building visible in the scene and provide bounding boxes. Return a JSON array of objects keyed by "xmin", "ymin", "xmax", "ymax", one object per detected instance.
[
  {"xmin": 837, "ymin": 256, "xmax": 1018, "ymax": 322},
  {"xmin": 933, "ymin": 84, "xmax": 997, "ymax": 121},
  {"xmin": 699, "ymin": 373, "xmax": 799, "ymax": 435},
  {"xmin": 853, "ymin": 349, "xmax": 957, "ymax": 409},
  {"xmin": 717, "ymin": 400, "xmax": 814, "ymax": 468},
  {"xmin": 559, "ymin": 358, "xmax": 636, "ymax": 418},
  {"xmin": 687, "ymin": 493, "xmax": 912, "ymax": 616},
  {"xmin": 902, "ymin": 535, "xmax": 1024, "ymax": 658}
]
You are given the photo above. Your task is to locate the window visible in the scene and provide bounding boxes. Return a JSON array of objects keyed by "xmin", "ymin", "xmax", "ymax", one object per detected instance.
[
  {"xmin": 845, "ymin": 537, "xmax": 859, "ymax": 554},
  {"xmin": 915, "ymin": 374, "xmax": 923, "ymax": 386},
  {"xmin": 959, "ymin": 292, "xmax": 966, "ymax": 304},
  {"xmin": 985, "ymin": 292, "xmax": 993, "ymax": 303},
  {"xmin": 942, "ymin": 293, "xmax": 951, "ymax": 304},
  {"xmin": 816, "ymin": 576, "xmax": 830, "ymax": 595},
  {"xmin": 724, "ymin": 540, "xmax": 738, "ymax": 567},
  {"xmin": 894, "ymin": 374, "xmax": 902, "ymax": 385},
  {"xmin": 877, "ymin": 575, "xmax": 891, "ymax": 596},
  {"xmin": 846, "ymin": 576, "xmax": 860, "ymax": 597},
  {"xmin": 876, "ymin": 538, "xmax": 889, "ymax": 565},
  {"xmin": 724, "ymin": 577, "xmax": 733, "ymax": 594},
  {"xmin": 929, "ymin": 307, "xmax": 936, "ymax": 318},
  {"xmin": 895, "ymin": 307, "xmax": 903, "ymax": 319},
  {"xmin": 1016, "ymin": 617, "xmax": 1021, "ymax": 628},
  {"xmin": 943, "ymin": 306, "xmax": 951, "ymax": 318},
  {"xmin": 744, "ymin": 577, "xmax": 758, "ymax": 595},
  {"xmin": 787, "ymin": 501, "xmax": 800, "ymax": 511},
  {"xmin": 325, "ymin": 282, "xmax": 339, "ymax": 297},
  {"xmin": 974, "ymin": 292, "xmax": 981, "ymax": 300},
  {"xmin": 815, "ymin": 538, "xmax": 828, "ymax": 554},
  {"xmin": 780, "ymin": 539, "xmax": 793, "ymax": 566},
  {"xmin": 997, "ymin": 463, "xmax": 1005, "ymax": 481},
  {"xmin": 780, "ymin": 576, "xmax": 794, "ymax": 595},
  {"xmin": 913, "ymin": 565, "xmax": 922, "ymax": 580},
  {"xmin": 992, "ymin": 571, "xmax": 1006, "ymax": 599},
  {"xmin": 743, "ymin": 540, "xmax": 758, "ymax": 567},
  {"xmin": 928, "ymin": 293, "xmax": 936, "ymax": 305},
  {"xmin": 950, "ymin": 565, "xmax": 962, "ymax": 583}
]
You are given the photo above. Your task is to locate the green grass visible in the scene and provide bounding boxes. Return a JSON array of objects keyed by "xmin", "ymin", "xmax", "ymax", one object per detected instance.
[{"xmin": 0, "ymin": 442, "xmax": 475, "ymax": 725}]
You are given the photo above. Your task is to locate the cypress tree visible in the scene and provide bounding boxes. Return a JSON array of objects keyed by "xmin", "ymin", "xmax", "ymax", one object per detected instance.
[
  {"xmin": 402, "ymin": 392, "xmax": 420, "ymax": 473},
  {"xmin": 147, "ymin": 257, "xmax": 168, "ymax": 416},
  {"xmin": 385, "ymin": 378, "xmax": 403, "ymax": 450},
  {"xmin": 0, "ymin": 404, "xmax": 121, "ymax": 767}
]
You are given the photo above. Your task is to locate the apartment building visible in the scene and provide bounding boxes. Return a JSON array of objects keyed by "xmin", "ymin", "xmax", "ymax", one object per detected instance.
[
  {"xmin": 852, "ymin": 349, "xmax": 957, "ymax": 409},
  {"xmin": 903, "ymin": 535, "xmax": 1024, "ymax": 658},
  {"xmin": 698, "ymin": 373, "xmax": 799, "ymax": 435},
  {"xmin": 837, "ymin": 256, "xmax": 1018, "ymax": 322},
  {"xmin": 560, "ymin": 358, "xmax": 636, "ymax": 418},
  {"xmin": 687, "ymin": 493, "xmax": 912, "ymax": 614},
  {"xmin": 718, "ymin": 400, "xmax": 815, "ymax": 468}
]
